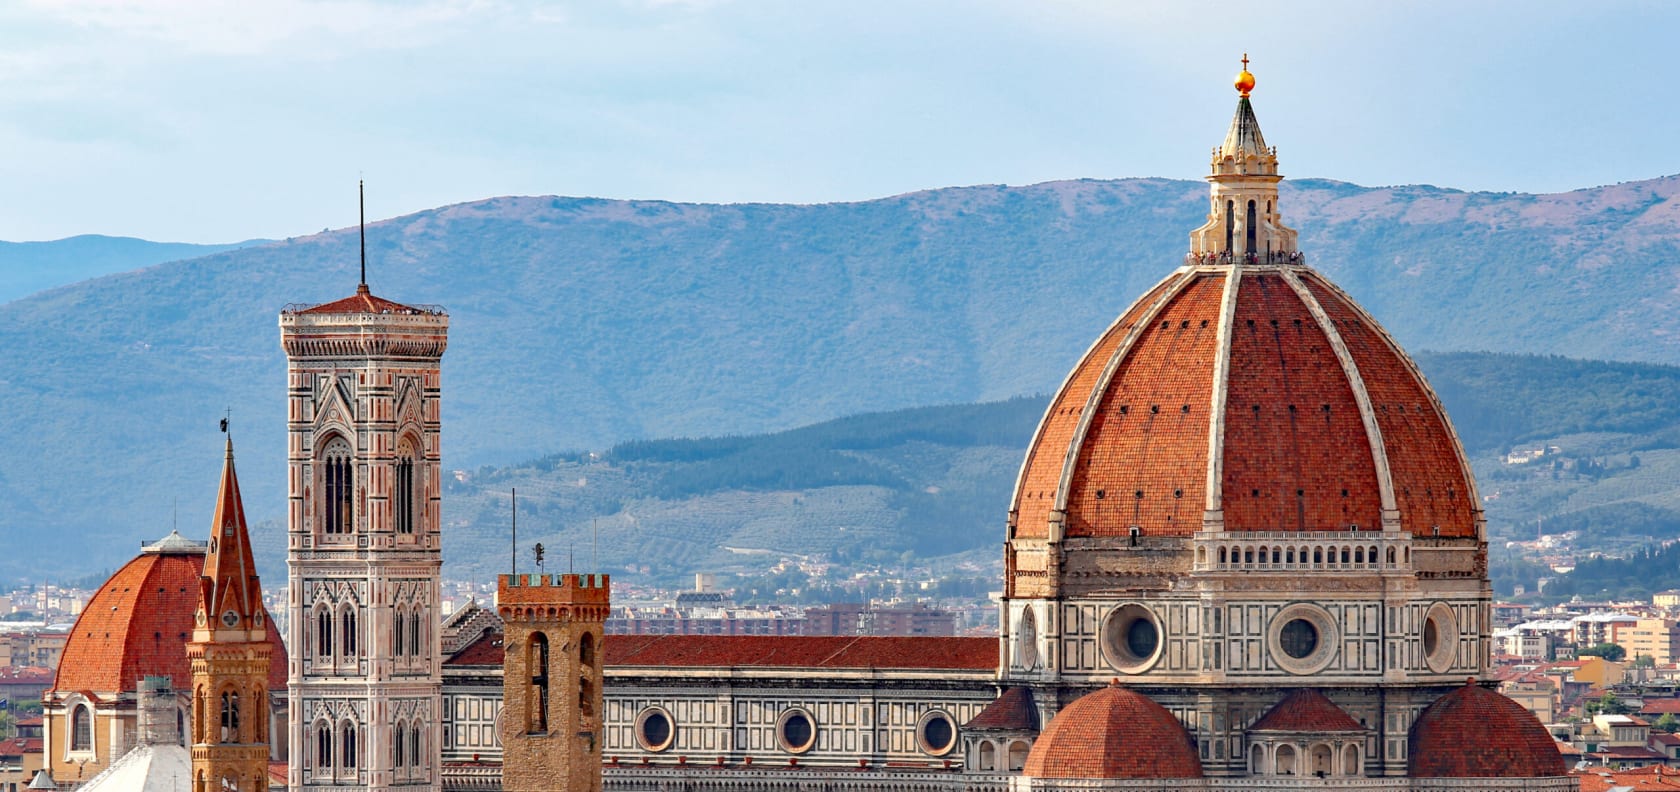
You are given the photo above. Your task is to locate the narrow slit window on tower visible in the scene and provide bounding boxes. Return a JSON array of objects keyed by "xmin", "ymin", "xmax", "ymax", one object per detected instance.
[
  {"xmin": 1246, "ymin": 200, "xmax": 1257, "ymax": 253},
  {"xmin": 316, "ymin": 607, "xmax": 333, "ymax": 659},
  {"xmin": 316, "ymin": 722, "xmax": 332, "ymax": 769},
  {"xmin": 342, "ymin": 608, "xmax": 357, "ymax": 657},
  {"xmin": 395, "ymin": 439, "xmax": 416, "ymax": 535},
  {"xmin": 409, "ymin": 612, "xmax": 422, "ymax": 656},
  {"xmin": 394, "ymin": 719, "xmax": 407, "ymax": 768},
  {"xmin": 341, "ymin": 722, "xmax": 357, "ymax": 769},
  {"xmin": 1225, "ymin": 199, "xmax": 1235, "ymax": 252},
  {"xmin": 530, "ymin": 632, "xmax": 550, "ymax": 734}
]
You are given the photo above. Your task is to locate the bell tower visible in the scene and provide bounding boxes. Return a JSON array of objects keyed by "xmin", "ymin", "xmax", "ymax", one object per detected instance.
[
  {"xmin": 189, "ymin": 438, "xmax": 273, "ymax": 792},
  {"xmin": 280, "ymin": 248, "xmax": 448, "ymax": 790},
  {"xmin": 497, "ymin": 573, "xmax": 610, "ymax": 792}
]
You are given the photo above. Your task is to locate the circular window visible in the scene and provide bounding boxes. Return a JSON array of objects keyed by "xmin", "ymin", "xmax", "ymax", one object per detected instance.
[
  {"xmin": 1422, "ymin": 602, "xmax": 1458, "ymax": 674},
  {"xmin": 1015, "ymin": 607, "xmax": 1039, "ymax": 670},
  {"xmin": 1279, "ymin": 619, "xmax": 1318, "ymax": 659},
  {"xmin": 1267, "ymin": 603, "xmax": 1339, "ymax": 675},
  {"xmin": 634, "ymin": 707, "xmax": 675, "ymax": 752},
  {"xmin": 916, "ymin": 710, "xmax": 957, "ymax": 756},
  {"xmin": 1099, "ymin": 603, "xmax": 1164, "ymax": 674},
  {"xmin": 776, "ymin": 708, "xmax": 816, "ymax": 754}
]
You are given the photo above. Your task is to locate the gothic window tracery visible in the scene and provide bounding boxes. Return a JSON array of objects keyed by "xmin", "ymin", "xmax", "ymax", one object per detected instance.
[
  {"xmin": 220, "ymin": 690, "xmax": 240, "ymax": 743},
  {"xmin": 341, "ymin": 607, "xmax": 358, "ymax": 658},
  {"xmin": 395, "ymin": 437, "xmax": 417, "ymax": 535},
  {"xmin": 340, "ymin": 720, "xmax": 358, "ymax": 770},
  {"xmin": 320, "ymin": 436, "xmax": 354, "ymax": 535},
  {"xmin": 314, "ymin": 720, "xmax": 332, "ymax": 770},
  {"xmin": 315, "ymin": 607, "xmax": 333, "ymax": 659}
]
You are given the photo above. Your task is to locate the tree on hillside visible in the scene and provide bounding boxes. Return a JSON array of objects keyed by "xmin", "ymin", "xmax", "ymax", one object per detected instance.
[
  {"xmin": 1656, "ymin": 713, "xmax": 1680, "ymax": 733},
  {"xmin": 1586, "ymin": 692, "xmax": 1633, "ymax": 716},
  {"xmin": 1579, "ymin": 643, "xmax": 1627, "ymax": 662}
]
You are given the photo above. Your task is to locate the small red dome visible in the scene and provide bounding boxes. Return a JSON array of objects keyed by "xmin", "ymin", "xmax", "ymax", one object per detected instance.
[
  {"xmin": 1408, "ymin": 682, "xmax": 1566, "ymax": 778},
  {"xmin": 1023, "ymin": 682, "xmax": 1202, "ymax": 779},
  {"xmin": 51, "ymin": 537, "xmax": 287, "ymax": 695}
]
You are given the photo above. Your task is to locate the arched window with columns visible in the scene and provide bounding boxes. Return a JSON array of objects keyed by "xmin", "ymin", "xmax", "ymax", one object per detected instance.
[{"xmin": 319, "ymin": 435, "xmax": 354, "ymax": 535}]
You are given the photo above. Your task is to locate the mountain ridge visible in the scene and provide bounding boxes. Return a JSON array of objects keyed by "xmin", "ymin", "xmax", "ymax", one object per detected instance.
[{"xmin": 6, "ymin": 174, "xmax": 1680, "ymax": 579}]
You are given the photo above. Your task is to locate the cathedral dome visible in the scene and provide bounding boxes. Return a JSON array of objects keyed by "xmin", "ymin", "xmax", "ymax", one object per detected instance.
[
  {"xmin": 1006, "ymin": 70, "xmax": 1477, "ymax": 557},
  {"xmin": 1408, "ymin": 681, "xmax": 1566, "ymax": 778},
  {"xmin": 1008, "ymin": 262, "xmax": 1477, "ymax": 544},
  {"xmin": 50, "ymin": 534, "xmax": 286, "ymax": 695},
  {"xmin": 1021, "ymin": 681, "xmax": 1202, "ymax": 779}
]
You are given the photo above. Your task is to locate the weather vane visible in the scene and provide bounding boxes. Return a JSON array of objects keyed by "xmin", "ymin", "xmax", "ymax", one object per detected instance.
[{"xmin": 220, "ymin": 407, "xmax": 231, "ymax": 434}]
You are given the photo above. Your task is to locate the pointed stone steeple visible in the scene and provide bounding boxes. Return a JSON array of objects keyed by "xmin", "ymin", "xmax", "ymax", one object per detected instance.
[
  {"xmin": 188, "ymin": 437, "xmax": 274, "ymax": 792},
  {"xmin": 195, "ymin": 437, "xmax": 264, "ymax": 641},
  {"xmin": 1189, "ymin": 55, "xmax": 1299, "ymax": 261}
]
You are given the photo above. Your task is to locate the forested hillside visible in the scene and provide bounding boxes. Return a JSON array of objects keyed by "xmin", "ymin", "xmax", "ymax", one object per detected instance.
[{"xmin": 11, "ymin": 175, "xmax": 1680, "ymax": 579}]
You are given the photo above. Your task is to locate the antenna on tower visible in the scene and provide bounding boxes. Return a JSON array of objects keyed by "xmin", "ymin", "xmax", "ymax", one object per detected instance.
[
  {"xmin": 511, "ymin": 488, "xmax": 518, "ymax": 577},
  {"xmin": 593, "ymin": 518, "xmax": 599, "ymax": 572},
  {"xmin": 358, "ymin": 180, "xmax": 367, "ymax": 290}
]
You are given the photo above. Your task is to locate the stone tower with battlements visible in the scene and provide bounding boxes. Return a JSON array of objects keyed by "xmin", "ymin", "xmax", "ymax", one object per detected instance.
[
  {"xmin": 497, "ymin": 573, "xmax": 610, "ymax": 792},
  {"xmin": 190, "ymin": 439, "xmax": 274, "ymax": 792},
  {"xmin": 280, "ymin": 282, "xmax": 448, "ymax": 790}
]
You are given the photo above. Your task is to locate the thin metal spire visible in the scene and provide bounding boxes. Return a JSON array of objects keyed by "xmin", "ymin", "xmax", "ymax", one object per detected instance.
[
  {"xmin": 511, "ymin": 488, "xmax": 518, "ymax": 577},
  {"xmin": 358, "ymin": 180, "xmax": 367, "ymax": 290}
]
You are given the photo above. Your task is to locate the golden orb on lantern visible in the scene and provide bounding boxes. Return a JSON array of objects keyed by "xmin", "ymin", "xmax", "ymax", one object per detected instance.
[{"xmin": 1235, "ymin": 53, "xmax": 1255, "ymax": 97}]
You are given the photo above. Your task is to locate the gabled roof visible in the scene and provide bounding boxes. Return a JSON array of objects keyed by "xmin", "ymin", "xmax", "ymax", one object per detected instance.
[
  {"xmin": 1642, "ymin": 699, "xmax": 1680, "ymax": 715},
  {"xmin": 0, "ymin": 736, "xmax": 40, "ymax": 758},
  {"xmin": 1248, "ymin": 688, "xmax": 1366, "ymax": 733},
  {"xmin": 608, "ymin": 635, "xmax": 994, "ymax": 670},
  {"xmin": 447, "ymin": 631, "xmax": 995, "ymax": 672},
  {"xmin": 964, "ymin": 687, "xmax": 1037, "ymax": 731}
]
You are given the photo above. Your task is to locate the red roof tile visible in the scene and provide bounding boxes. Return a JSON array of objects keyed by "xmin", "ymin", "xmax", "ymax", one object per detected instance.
[
  {"xmin": 1022, "ymin": 682, "xmax": 1201, "ymax": 780},
  {"xmin": 0, "ymin": 737, "xmax": 40, "ymax": 757},
  {"xmin": 1409, "ymin": 682, "xmax": 1566, "ymax": 778},
  {"xmin": 1009, "ymin": 263, "xmax": 1478, "ymax": 563},
  {"xmin": 296, "ymin": 284, "xmax": 428, "ymax": 315},
  {"xmin": 964, "ymin": 687, "xmax": 1037, "ymax": 731},
  {"xmin": 1247, "ymin": 688, "xmax": 1366, "ymax": 733},
  {"xmin": 448, "ymin": 632, "xmax": 995, "ymax": 672},
  {"xmin": 1644, "ymin": 699, "xmax": 1680, "ymax": 715},
  {"xmin": 50, "ymin": 547, "xmax": 286, "ymax": 694}
]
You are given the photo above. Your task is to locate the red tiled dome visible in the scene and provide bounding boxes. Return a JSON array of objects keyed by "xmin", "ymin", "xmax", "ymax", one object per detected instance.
[
  {"xmin": 50, "ymin": 537, "xmax": 286, "ymax": 694},
  {"xmin": 1009, "ymin": 266, "xmax": 1477, "ymax": 545},
  {"xmin": 1408, "ymin": 682, "xmax": 1566, "ymax": 778},
  {"xmin": 1022, "ymin": 682, "xmax": 1202, "ymax": 779}
]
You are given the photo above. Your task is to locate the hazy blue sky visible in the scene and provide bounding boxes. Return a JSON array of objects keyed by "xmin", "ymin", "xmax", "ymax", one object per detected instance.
[{"xmin": 0, "ymin": 1, "xmax": 1673, "ymax": 242}]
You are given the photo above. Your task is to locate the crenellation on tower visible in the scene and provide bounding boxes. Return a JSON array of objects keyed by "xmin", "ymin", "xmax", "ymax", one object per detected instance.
[{"xmin": 497, "ymin": 573, "xmax": 610, "ymax": 792}]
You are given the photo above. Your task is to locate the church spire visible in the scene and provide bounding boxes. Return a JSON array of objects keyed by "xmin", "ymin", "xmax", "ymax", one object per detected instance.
[
  {"xmin": 196, "ymin": 436, "xmax": 263, "ymax": 638},
  {"xmin": 1188, "ymin": 55, "xmax": 1299, "ymax": 261}
]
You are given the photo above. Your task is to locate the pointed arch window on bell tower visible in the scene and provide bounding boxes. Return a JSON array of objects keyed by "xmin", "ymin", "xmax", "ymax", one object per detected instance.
[
  {"xmin": 320, "ymin": 436, "xmax": 354, "ymax": 535},
  {"xmin": 395, "ymin": 438, "xmax": 417, "ymax": 535},
  {"xmin": 220, "ymin": 690, "xmax": 240, "ymax": 743}
]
